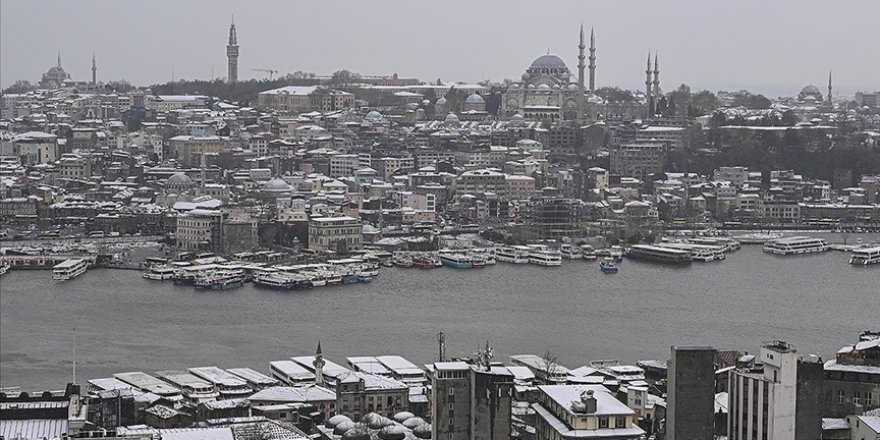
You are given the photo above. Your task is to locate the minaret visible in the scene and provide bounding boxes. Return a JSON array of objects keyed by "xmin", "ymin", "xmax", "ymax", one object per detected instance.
[
  {"xmin": 653, "ymin": 52, "xmax": 660, "ymax": 98},
  {"xmin": 646, "ymin": 52, "xmax": 653, "ymax": 116},
  {"xmin": 588, "ymin": 27, "xmax": 596, "ymax": 93},
  {"xmin": 577, "ymin": 24, "xmax": 586, "ymax": 121},
  {"xmin": 827, "ymin": 70, "xmax": 833, "ymax": 105},
  {"xmin": 91, "ymin": 53, "xmax": 97, "ymax": 85},
  {"xmin": 200, "ymin": 151, "xmax": 207, "ymax": 195},
  {"xmin": 313, "ymin": 341, "xmax": 325, "ymax": 386},
  {"xmin": 57, "ymin": 51, "xmax": 62, "ymax": 69},
  {"xmin": 226, "ymin": 16, "xmax": 239, "ymax": 83}
]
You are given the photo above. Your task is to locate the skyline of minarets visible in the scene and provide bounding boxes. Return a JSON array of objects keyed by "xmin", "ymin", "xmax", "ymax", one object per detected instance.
[
  {"xmin": 646, "ymin": 52, "xmax": 653, "ymax": 116},
  {"xmin": 226, "ymin": 15, "xmax": 239, "ymax": 83},
  {"xmin": 828, "ymin": 70, "xmax": 832, "ymax": 105},
  {"xmin": 588, "ymin": 27, "xmax": 596, "ymax": 93},
  {"xmin": 91, "ymin": 53, "xmax": 97, "ymax": 85}
]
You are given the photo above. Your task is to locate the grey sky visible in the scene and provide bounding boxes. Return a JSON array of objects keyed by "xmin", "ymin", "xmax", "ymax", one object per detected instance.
[{"xmin": 2, "ymin": 0, "xmax": 879, "ymax": 97}]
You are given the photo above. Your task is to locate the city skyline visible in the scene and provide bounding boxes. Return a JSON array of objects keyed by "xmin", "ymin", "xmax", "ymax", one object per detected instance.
[{"xmin": 2, "ymin": 0, "xmax": 879, "ymax": 97}]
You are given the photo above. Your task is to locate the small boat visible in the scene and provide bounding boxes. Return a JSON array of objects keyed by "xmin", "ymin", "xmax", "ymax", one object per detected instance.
[
  {"xmin": 440, "ymin": 253, "xmax": 474, "ymax": 269},
  {"xmin": 0, "ymin": 264, "xmax": 10, "ymax": 276},
  {"xmin": 471, "ymin": 256, "xmax": 487, "ymax": 268},
  {"xmin": 413, "ymin": 256, "xmax": 436, "ymax": 269},
  {"xmin": 326, "ymin": 274, "xmax": 343, "ymax": 285},
  {"xmin": 194, "ymin": 270, "xmax": 246, "ymax": 290},
  {"xmin": 599, "ymin": 257, "xmax": 618, "ymax": 274},
  {"xmin": 580, "ymin": 245, "xmax": 598, "ymax": 261},
  {"xmin": 560, "ymin": 244, "xmax": 582, "ymax": 259},
  {"xmin": 143, "ymin": 266, "xmax": 176, "ymax": 280},
  {"xmin": 53, "ymin": 259, "xmax": 89, "ymax": 281},
  {"xmin": 342, "ymin": 274, "xmax": 359, "ymax": 284},
  {"xmin": 253, "ymin": 273, "xmax": 296, "ymax": 290},
  {"xmin": 392, "ymin": 256, "xmax": 414, "ymax": 268},
  {"xmin": 609, "ymin": 245, "xmax": 624, "ymax": 261}
]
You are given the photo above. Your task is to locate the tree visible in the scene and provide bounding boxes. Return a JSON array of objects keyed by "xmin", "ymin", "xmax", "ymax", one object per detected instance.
[
  {"xmin": 539, "ymin": 350, "xmax": 561, "ymax": 383},
  {"xmin": 594, "ymin": 86, "xmax": 635, "ymax": 103},
  {"xmin": 781, "ymin": 110, "xmax": 798, "ymax": 126},
  {"xmin": 330, "ymin": 69, "xmax": 359, "ymax": 90},
  {"xmin": 2, "ymin": 80, "xmax": 33, "ymax": 94},
  {"xmin": 690, "ymin": 90, "xmax": 720, "ymax": 116}
]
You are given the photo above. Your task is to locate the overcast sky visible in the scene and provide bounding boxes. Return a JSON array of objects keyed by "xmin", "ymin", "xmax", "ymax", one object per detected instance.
[{"xmin": 2, "ymin": 0, "xmax": 878, "ymax": 97}]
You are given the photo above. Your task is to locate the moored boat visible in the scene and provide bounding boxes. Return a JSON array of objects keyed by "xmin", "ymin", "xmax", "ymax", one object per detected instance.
[
  {"xmin": 440, "ymin": 253, "xmax": 474, "ymax": 269},
  {"xmin": 762, "ymin": 236, "xmax": 830, "ymax": 255},
  {"xmin": 143, "ymin": 266, "xmax": 177, "ymax": 280},
  {"xmin": 599, "ymin": 257, "xmax": 618, "ymax": 273},
  {"xmin": 53, "ymin": 259, "xmax": 89, "ymax": 281},
  {"xmin": 849, "ymin": 246, "xmax": 880, "ymax": 266},
  {"xmin": 528, "ymin": 246, "xmax": 562, "ymax": 267},
  {"xmin": 626, "ymin": 244, "xmax": 692, "ymax": 266},
  {"xmin": 580, "ymin": 244, "xmax": 598, "ymax": 261}
]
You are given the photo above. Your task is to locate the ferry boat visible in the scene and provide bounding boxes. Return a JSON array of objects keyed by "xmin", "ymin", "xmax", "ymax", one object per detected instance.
[
  {"xmin": 599, "ymin": 257, "xmax": 618, "ymax": 273},
  {"xmin": 143, "ymin": 266, "xmax": 177, "ymax": 280},
  {"xmin": 626, "ymin": 245, "xmax": 692, "ymax": 266},
  {"xmin": 253, "ymin": 273, "xmax": 296, "ymax": 290},
  {"xmin": 440, "ymin": 253, "xmax": 474, "ymax": 269},
  {"xmin": 658, "ymin": 243, "xmax": 725, "ymax": 262},
  {"xmin": 580, "ymin": 245, "xmax": 598, "ymax": 261},
  {"xmin": 53, "ymin": 259, "xmax": 89, "ymax": 281},
  {"xmin": 413, "ymin": 256, "xmax": 436, "ymax": 269},
  {"xmin": 560, "ymin": 244, "xmax": 582, "ymax": 259},
  {"xmin": 342, "ymin": 274, "xmax": 359, "ymax": 284},
  {"xmin": 326, "ymin": 273, "xmax": 343, "ymax": 285},
  {"xmin": 609, "ymin": 245, "xmax": 625, "ymax": 261},
  {"xmin": 689, "ymin": 237, "xmax": 741, "ymax": 252},
  {"xmin": 471, "ymin": 256, "xmax": 488, "ymax": 268},
  {"xmin": 496, "ymin": 246, "xmax": 530, "ymax": 264},
  {"xmin": 392, "ymin": 256, "xmax": 413, "ymax": 268},
  {"xmin": 849, "ymin": 246, "xmax": 880, "ymax": 266},
  {"xmin": 194, "ymin": 270, "xmax": 247, "ymax": 290},
  {"xmin": 762, "ymin": 236, "xmax": 830, "ymax": 255},
  {"xmin": 528, "ymin": 246, "xmax": 562, "ymax": 267}
]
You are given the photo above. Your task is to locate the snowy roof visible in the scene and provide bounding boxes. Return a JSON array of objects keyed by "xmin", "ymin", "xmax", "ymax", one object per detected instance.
[
  {"xmin": 259, "ymin": 86, "xmax": 319, "ymax": 96},
  {"xmin": 824, "ymin": 360, "xmax": 880, "ymax": 374},
  {"xmin": 538, "ymin": 385, "xmax": 635, "ymax": 416},
  {"xmin": 248, "ymin": 386, "xmax": 336, "ymax": 403}
]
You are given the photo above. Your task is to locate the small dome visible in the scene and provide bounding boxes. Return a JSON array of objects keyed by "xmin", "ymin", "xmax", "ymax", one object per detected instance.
[
  {"xmin": 365, "ymin": 110, "xmax": 384, "ymax": 121},
  {"xmin": 510, "ymin": 113, "xmax": 524, "ymax": 121},
  {"xmin": 527, "ymin": 84, "xmax": 536, "ymax": 89},
  {"xmin": 436, "ymin": 97, "xmax": 448, "ymax": 105},
  {"xmin": 444, "ymin": 113, "xmax": 460, "ymax": 124},
  {"xmin": 378, "ymin": 425, "xmax": 407, "ymax": 440},
  {"xmin": 327, "ymin": 415, "xmax": 353, "ymax": 428},
  {"xmin": 420, "ymin": 99, "xmax": 431, "ymax": 106},
  {"xmin": 363, "ymin": 412, "xmax": 394, "ymax": 429},
  {"xmin": 342, "ymin": 426, "xmax": 371, "ymax": 440},
  {"xmin": 521, "ymin": 72, "xmax": 530, "ymax": 81},
  {"xmin": 402, "ymin": 417, "xmax": 426, "ymax": 429},
  {"xmin": 551, "ymin": 84, "xmax": 560, "ymax": 90},
  {"xmin": 465, "ymin": 93, "xmax": 485, "ymax": 104},
  {"xmin": 566, "ymin": 84, "xmax": 578, "ymax": 91},
  {"xmin": 165, "ymin": 173, "xmax": 194, "ymax": 192},
  {"xmin": 413, "ymin": 424, "xmax": 432, "ymax": 439},
  {"xmin": 334, "ymin": 421, "xmax": 358, "ymax": 435},
  {"xmin": 393, "ymin": 412, "xmax": 415, "ymax": 423},
  {"xmin": 263, "ymin": 177, "xmax": 292, "ymax": 192},
  {"xmin": 537, "ymin": 83, "xmax": 551, "ymax": 91}
]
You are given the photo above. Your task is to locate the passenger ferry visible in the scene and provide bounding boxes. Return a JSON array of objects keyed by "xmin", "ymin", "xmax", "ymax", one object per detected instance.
[
  {"xmin": 253, "ymin": 272, "xmax": 297, "ymax": 290},
  {"xmin": 580, "ymin": 245, "xmax": 598, "ymax": 261},
  {"xmin": 528, "ymin": 246, "xmax": 562, "ymax": 267},
  {"xmin": 440, "ymin": 253, "xmax": 474, "ymax": 269},
  {"xmin": 626, "ymin": 245, "xmax": 692, "ymax": 266},
  {"xmin": 688, "ymin": 236, "xmax": 741, "ymax": 252},
  {"xmin": 194, "ymin": 269, "xmax": 247, "ymax": 290},
  {"xmin": 392, "ymin": 256, "xmax": 413, "ymax": 268},
  {"xmin": 470, "ymin": 248, "xmax": 496, "ymax": 265},
  {"xmin": 496, "ymin": 246, "xmax": 531, "ymax": 264},
  {"xmin": 658, "ymin": 243, "xmax": 725, "ymax": 262},
  {"xmin": 849, "ymin": 246, "xmax": 880, "ymax": 266},
  {"xmin": 560, "ymin": 244, "xmax": 582, "ymax": 260},
  {"xmin": 599, "ymin": 257, "xmax": 618, "ymax": 273},
  {"xmin": 53, "ymin": 259, "xmax": 89, "ymax": 281},
  {"xmin": 609, "ymin": 245, "xmax": 625, "ymax": 261},
  {"xmin": 143, "ymin": 266, "xmax": 177, "ymax": 280},
  {"xmin": 413, "ymin": 256, "xmax": 436, "ymax": 269},
  {"xmin": 762, "ymin": 236, "xmax": 830, "ymax": 255}
]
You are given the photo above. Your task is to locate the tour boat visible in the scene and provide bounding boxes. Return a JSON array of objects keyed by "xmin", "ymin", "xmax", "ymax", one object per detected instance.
[
  {"xmin": 762, "ymin": 236, "xmax": 830, "ymax": 255},
  {"xmin": 194, "ymin": 270, "xmax": 247, "ymax": 290},
  {"xmin": 609, "ymin": 245, "xmax": 625, "ymax": 261},
  {"xmin": 471, "ymin": 256, "xmax": 487, "ymax": 268},
  {"xmin": 496, "ymin": 246, "xmax": 531, "ymax": 264},
  {"xmin": 599, "ymin": 257, "xmax": 618, "ymax": 273},
  {"xmin": 413, "ymin": 256, "xmax": 436, "ymax": 269},
  {"xmin": 849, "ymin": 246, "xmax": 880, "ymax": 266},
  {"xmin": 53, "ymin": 259, "xmax": 89, "ymax": 281},
  {"xmin": 143, "ymin": 266, "xmax": 177, "ymax": 280},
  {"xmin": 326, "ymin": 274, "xmax": 343, "ymax": 285},
  {"xmin": 528, "ymin": 246, "xmax": 562, "ymax": 267},
  {"xmin": 580, "ymin": 245, "xmax": 598, "ymax": 261},
  {"xmin": 626, "ymin": 245, "xmax": 692, "ymax": 266},
  {"xmin": 560, "ymin": 244, "xmax": 582, "ymax": 260},
  {"xmin": 392, "ymin": 256, "xmax": 414, "ymax": 268},
  {"xmin": 658, "ymin": 243, "xmax": 725, "ymax": 262},
  {"xmin": 440, "ymin": 253, "xmax": 474, "ymax": 269},
  {"xmin": 253, "ymin": 273, "xmax": 297, "ymax": 290}
]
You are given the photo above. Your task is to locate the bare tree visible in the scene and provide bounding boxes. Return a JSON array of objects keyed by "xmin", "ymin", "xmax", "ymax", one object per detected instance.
[{"xmin": 539, "ymin": 350, "xmax": 560, "ymax": 383}]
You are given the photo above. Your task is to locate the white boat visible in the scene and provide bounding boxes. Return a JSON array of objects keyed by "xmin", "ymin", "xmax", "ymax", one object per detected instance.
[
  {"xmin": 0, "ymin": 264, "xmax": 9, "ymax": 276},
  {"xmin": 580, "ymin": 245, "xmax": 598, "ymax": 261},
  {"xmin": 762, "ymin": 236, "xmax": 830, "ymax": 255},
  {"xmin": 609, "ymin": 245, "xmax": 624, "ymax": 261},
  {"xmin": 143, "ymin": 266, "xmax": 177, "ymax": 280},
  {"xmin": 560, "ymin": 244, "xmax": 582, "ymax": 260},
  {"xmin": 658, "ymin": 243, "xmax": 725, "ymax": 262},
  {"xmin": 849, "ymin": 246, "xmax": 880, "ymax": 266},
  {"xmin": 528, "ymin": 246, "xmax": 562, "ymax": 267},
  {"xmin": 600, "ymin": 257, "xmax": 618, "ymax": 273},
  {"xmin": 53, "ymin": 259, "xmax": 89, "ymax": 281},
  {"xmin": 440, "ymin": 253, "xmax": 474, "ymax": 269},
  {"xmin": 496, "ymin": 246, "xmax": 531, "ymax": 264}
]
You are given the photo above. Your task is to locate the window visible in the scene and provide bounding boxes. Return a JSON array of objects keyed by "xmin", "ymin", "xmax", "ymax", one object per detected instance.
[
  {"xmin": 449, "ymin": 403, "xmax": 454, "ymax": 410},
  {"xmin": 616, "ymin": 417, "xmax": 626, "ymax": 427},
  {"xmin": 837, "ymin": 390, "xmax": 845, "ymax": 403},
  {"xmin": 854, "ymin": 392, "xmax": 861, "ymax": 405},
  {"xmin": 448, "ymin": 388, "xmax": 454, "ymax": 396},
  {"xmin": 599, "ymin": 417, "xmax": 608, "ymax": 428}
]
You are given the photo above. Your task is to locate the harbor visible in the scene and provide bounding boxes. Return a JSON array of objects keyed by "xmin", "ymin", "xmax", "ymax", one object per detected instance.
[{"xmin": 1, "ymin": 240, "xmax": 877, "ymax": 391}]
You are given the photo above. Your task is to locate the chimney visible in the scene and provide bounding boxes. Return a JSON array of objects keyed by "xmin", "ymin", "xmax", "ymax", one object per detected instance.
[{"xmin": 583, "ymin": 389, "xmax": 597, "ymax": 413}]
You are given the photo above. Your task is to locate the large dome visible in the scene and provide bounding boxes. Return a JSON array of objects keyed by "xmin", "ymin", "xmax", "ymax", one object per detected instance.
[
  {"xmin": 799, "ymin": 85, "xmax": 823, "ymax": 100},
  {"xmin": 165, "ymin": 173, "xmax": 194, "ymax": 192},
  {"xmin": 263, "ymin": 177, "xmax": 292, "ymax": 192},
  {"xmin": 465, "ymin": 93, "xmax": 485, "ymax": 104},
  {"xmin": 530, "ymin": 54, "xmax": 568, "ymax": 70}
]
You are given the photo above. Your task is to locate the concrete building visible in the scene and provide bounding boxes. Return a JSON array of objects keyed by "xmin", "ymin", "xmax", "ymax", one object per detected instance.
[
  {"xmin": 610, "ymin": 142, "xmax": 666, "ymax": 182},
  {"xmin": 308, "ymin": 216, "xmax": 362, "ymax": 253},
  {"xmin": 430, "ymin": 360, "xmax": 514, "ymax": 440},
  {"xmin": 257, "ymin": 86, "xmax": 355, "ymax": 113},
  {"xmin": 824, "ymin": 331, "xmax": 880, "ymax": 417},
  {"xmin": 667, "ymin": 346, "xmax": 717, "ymax": 440},
  {"xmin": 532, "ymin": 384, "xmax": 644, "ymax": 440},
  {"xmin": 222, "ymin": 217, "xmax": 258, "ymax": 254},
  {"xmin": 176, "ymin": 209, "xmax": 224, "ymax": 253},
  {"xmin": 329, "ymin": 154, "xmax": 360, "ymax": 178},
  {"xmin": 456, "ymin": 169, "xmax": 508, "ymax": 199},
  {"xmin": 727, "ymin": 341, "xmax": 823, "ymax": 440},
  {"xmin": 1, "ymin": 131, "xmax": 58, "ymax": 165}
]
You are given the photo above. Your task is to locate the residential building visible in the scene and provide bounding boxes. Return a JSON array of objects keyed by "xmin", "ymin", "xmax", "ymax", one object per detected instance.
[
  {"xmin": 308, "ymin": 216, "xmax": 363, "ymax": 253},
  {"xmin": 532, "ymin": 385, "xmax": 644, "ymax": 440},
  {"xmin": 667, "ymin": 346, "xmax": 717, "ymax": 440},
  {"xmin": 430, "ymin": 361, "xmax": 514, "ymax": 440},
  {"xmin": 610, "ymin": 142, "xmax": 666, "ymax": 182},
  {"xmin": 824, "ymin": 331, "xmax": 880, "ymax": 417}
]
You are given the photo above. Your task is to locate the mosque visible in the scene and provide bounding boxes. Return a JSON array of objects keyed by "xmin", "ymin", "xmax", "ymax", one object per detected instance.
[
  {"xmin": 501, "ymin": 25, "xmax": 597, "ymax": 122},
  {"xmin": 40, "ymin": 54, "xmax": 72, "ymax": 88}
]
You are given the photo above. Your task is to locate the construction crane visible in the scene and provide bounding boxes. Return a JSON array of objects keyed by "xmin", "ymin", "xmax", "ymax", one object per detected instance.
[{"xmin": 251, "ymin": 68, "xmax": 279, "ymax": 80}]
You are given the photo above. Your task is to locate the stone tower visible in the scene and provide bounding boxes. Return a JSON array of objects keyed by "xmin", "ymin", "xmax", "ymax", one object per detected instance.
[
  {"xmin": 827, "ymin": 70, "xmax": 833, "ymax": 105},
  {"xmin": 646, "ymin": 52, "xmax": 653, "ymax": 116},
  {"xmin": 313, "ymin": 341, "xmax": 325, "ymax": 386},
  {"xmin": 653, "ymin": 52, "xmax": 661, "ymax": 98},
  {"xmin": 577, "ymin": 24, "xmax": 586, "ymax": 120},
  {"xmin": 91, "ymin": 53, "xmax": 97, "ymax": 85},
  {"xmin": 588, "ymin": 27, "xmax": 596, "ymax": 93},
  {"xmin": 226, "ymin": 16, "xmax": 239, "ymax": 83}
]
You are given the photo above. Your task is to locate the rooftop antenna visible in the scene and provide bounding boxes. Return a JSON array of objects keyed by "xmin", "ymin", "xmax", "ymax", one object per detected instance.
[{"xmin": 437, "ymin": 331, "xmax": 446, "ymax": 362}]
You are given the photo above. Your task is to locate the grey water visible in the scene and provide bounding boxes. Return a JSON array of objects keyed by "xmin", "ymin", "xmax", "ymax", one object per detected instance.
[{"xmin": 1, "ymin": 241, "xmax": 878, "ymax": 390}]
